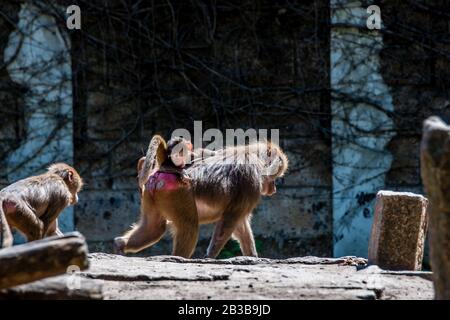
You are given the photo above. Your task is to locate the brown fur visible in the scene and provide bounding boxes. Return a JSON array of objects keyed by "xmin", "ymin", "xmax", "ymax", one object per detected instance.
[
  {"xmin": 138, "ymin": 135, "xmax": 168, "ymax": 190},
  {"xmin": 186, "ymin": 141, "xmax": 288, "ymax": 258},
  {"xmin": 0, "ymin": 163, "xmax": 83, "ymax": 247},
  {"xmin": 115, "ymin": 137, "xmax": 288, "ymax": 259},
  {"xmin": 116, "ymin": 136, "xmax": 199, "ymax": 257},
  {"xmin": 0, "ymin": 202, "xmax": 13, "ymax": 248}
]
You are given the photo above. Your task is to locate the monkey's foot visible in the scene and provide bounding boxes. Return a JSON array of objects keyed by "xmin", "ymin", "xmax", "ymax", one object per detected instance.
[
  {"xmin": 27, "ymin": 220, "xmax": 45, "ymax": 241},
  {"xmin": 113, "ymin": 237, "xmax": 126, "ymax": 255}
]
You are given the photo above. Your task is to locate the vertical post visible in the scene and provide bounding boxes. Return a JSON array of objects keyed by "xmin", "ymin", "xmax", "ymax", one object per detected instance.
[
  {"xmin": 421, "ymin": 116, "xmax": 450, "ymax": 299},
  {"xmin": 368, "ymin": 190, "xmax": 428, "ymax": 271}
]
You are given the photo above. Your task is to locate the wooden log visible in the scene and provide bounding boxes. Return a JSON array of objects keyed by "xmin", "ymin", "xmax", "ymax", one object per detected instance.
[
  {"xmin": 0, "ymin": 276, "xmax": 103, "ymax": 300},
  {"xmin": 368, "ymin": 190, "xmax": 428, "ymax": 271},
  {"xmin": 421, "ymin": 116, "xmax": 450, "ymax": 300},
  {"xmin": 0, "ymin": 232, "xmax": 89, "ymax": 290}
]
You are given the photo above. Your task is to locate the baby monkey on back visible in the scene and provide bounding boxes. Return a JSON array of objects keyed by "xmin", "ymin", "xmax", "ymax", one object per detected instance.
[
  {"xmin": 0, "ymin": 163, "xmax": 83, "ymax": 248},
  {"xmin": 115, "ymin": 135, "xmax": 211, "ymax": 257},
  {"xmin": 137, "ymin": 135, "xmax": 193, "ymax": 190},
  {"xmin": 115, "ymin": 133, "xmax": 288, "ymax": 259},
  {"xmin": 137, "ymin": 135, "xmax": 214, "ymax": 189}
]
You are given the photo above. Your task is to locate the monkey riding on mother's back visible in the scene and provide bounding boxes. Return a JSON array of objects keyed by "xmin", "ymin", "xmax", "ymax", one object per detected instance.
[
  {"xmin": 114, "ymin": 135, "xmax": 200, "ymax": 258},
  {"xmin": 115, "ymin": 135, "xmax": 288, "ymax": 259}
]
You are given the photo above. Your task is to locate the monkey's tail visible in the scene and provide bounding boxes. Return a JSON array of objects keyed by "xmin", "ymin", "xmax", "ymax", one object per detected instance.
[
  {"xmin": 0, "ymin": 199, "xmax": 13, "ymax": 249},
  {"xmin": 138, "ymin": 135, "xmax": 168, "ymax": 190}
]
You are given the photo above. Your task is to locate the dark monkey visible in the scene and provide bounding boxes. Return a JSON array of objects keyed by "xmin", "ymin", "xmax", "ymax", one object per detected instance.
[
  {"xmin": 0, "ymin": 163, "xmax": 83, "ymax": 248},
  {"xmin": 115, "ymin": 135, "xmax": 288, "ymax": 259}
]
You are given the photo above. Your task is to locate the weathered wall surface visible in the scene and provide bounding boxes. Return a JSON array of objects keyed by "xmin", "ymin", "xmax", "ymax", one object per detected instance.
[
  {"xmin": 0, "ymin": 0, "xmax": 449, "ymax": 259},
  {"xmin": 0, "ymin": 2, "xmax": 74, "ymax": 240},
  {"xmin": 4, "ymin": 3, "xmax": 74, "ymax": 233},
  {"xmin": 329, "ymin": 0, "xmax": 450, "ymax": 259},
  {"xmin": 331, "ymin": 1, "xmax": 395, "ymax": 257},
  {"xmin": 379, "ymin": 0, "xmax": 450, "ymax": 266},
  {"xmin": 72, "ymin": 0, "xmax": 332, "ymax": 258},
  {"xmin": 380, "ymin": 0, "xmax": 450, "ymax": 194},
  {"xmin": 0, "ymin": 2, "xmax": 22, "ymax": 185}
]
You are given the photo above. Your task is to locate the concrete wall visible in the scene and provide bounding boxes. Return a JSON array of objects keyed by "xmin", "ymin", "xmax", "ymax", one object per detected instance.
[
  {"xmin": 72, "ymin": 0, "xmax": 332, "ymax": 258},
  {"xmin": 1, "ymin": 3, "xmax": 74, "ymax": 241},
  {"xmin": 331, "ymin": 0, "xmax": 395, "ymax": 257},
  {"xmin": 0, "ymin": 0, "xmax": 449, "ymax": 258}
]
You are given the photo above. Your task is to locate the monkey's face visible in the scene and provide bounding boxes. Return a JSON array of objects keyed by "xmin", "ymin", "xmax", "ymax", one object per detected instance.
[
  {"xmin": 170, "ymin": 149, "xmax": 187, "ymax": 168},
  {"xmin": 65, "ymin": 168, "xmax": 83, "ymax": 203},
  {"xmin": 260, "ymin": 145, "xmax": 288, "ymax": 178},
  {"xmin": 261, "ymin": 177, "xmax": 277, "ymax": 196},
  {"xmin": 169, "ymin": 140, "xmax": 193, "ymax": 168},
  {"xmin": 48, "ymin": 163, "xmax": 83, "ymax": 205},
  {"xmin": 69, "ymin": 172, "xmax": 83, "ymax": 205}
]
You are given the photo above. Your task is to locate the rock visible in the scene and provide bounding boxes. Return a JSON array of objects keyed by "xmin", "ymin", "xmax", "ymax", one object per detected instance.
[
  {"xmin": 368, "ymin": 190, "xmax": 428, "ymax": 271},
  {"xmin": 421, "ymin": 116, "xmax": 450, "ymax": 300}
]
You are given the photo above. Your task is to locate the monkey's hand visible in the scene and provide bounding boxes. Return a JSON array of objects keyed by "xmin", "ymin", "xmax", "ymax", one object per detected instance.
[{"xmin": 180, "ymin": 173, "xmax": 192, "ymax": 186}]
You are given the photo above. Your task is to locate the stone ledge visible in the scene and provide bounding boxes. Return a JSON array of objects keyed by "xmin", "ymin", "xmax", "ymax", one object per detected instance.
[{"xmin": 0, "ymin": 253, "xmax": 433, "ymax": 300}]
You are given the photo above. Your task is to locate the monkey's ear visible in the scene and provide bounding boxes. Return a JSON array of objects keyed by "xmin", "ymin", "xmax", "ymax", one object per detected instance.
[{"xmin": 67, "ymin": 170, "xmax": 74, "ymax": 182}]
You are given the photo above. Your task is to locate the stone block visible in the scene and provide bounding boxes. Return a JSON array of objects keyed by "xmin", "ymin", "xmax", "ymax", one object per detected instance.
[{"xmin": 368, "ymin": 190, "xmax": 428, "ymax": 271}]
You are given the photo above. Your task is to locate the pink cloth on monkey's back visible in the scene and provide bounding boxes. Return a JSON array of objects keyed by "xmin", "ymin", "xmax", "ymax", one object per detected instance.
[{"xmin": 145, "ymin": 171, "xmax": 180, "ymax": 195}]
